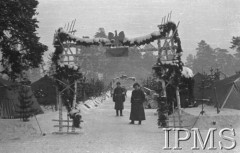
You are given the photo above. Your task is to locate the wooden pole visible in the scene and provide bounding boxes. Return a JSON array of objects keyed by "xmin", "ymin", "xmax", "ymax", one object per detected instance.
[
  {"xmin": 55, "ymin": 86, "xmax": 59, "ymax": 111},
  {"xmin": 214, "ymin": 87, "xmax": 220, "ymax": 114},
  {"xmin": 157, "ymin": 39, "xmax": 162, "ymax": 59},
  {"xmin": 167, "ymin": 13, "xmax": 170, "ymax": 22},
  {"xmin": 172, "ymin": 100, "xmax": 175, "ymax": 128},
  {"xmin": 159, "ymin": 79, "xmax": 166, "ymax": 97},
  {"xmin": 71, "ymin": 19, "xmax": 76, "ymax": 34},
  {"xmin": 169, "ymin": 11, "xmax": 172, "ymax": 21},
  {"xmin": 69, "ymin": 20, "xmax": 74, "ymax": 33},
  {"xmin": 176, "ymin": 86, "xmax": 182, "ymax": 127},
  {"xmin": 58, "ymin": 93, "xmax": 63, "ymax": 132},
  {"xmin": 170, "ymin": 37, "xmax": 175, "ymax": 57},
  {"xmin": 176, "ymin": 86, "xmax": 181, "ymax": 112},
  {"xmin": 67, "ymin": 115, "xmax": 69, "ymax": 132},
  {"xmin": 73, "ymin": 81, "xmax": 77, "ymax": 107},
  {"xmin": 157, "ymin": 20, "xmax": 163, "ymax": 59},
  {"xmin": 66, "ymin": 22, "xmax": 69, "ymax": 32}
]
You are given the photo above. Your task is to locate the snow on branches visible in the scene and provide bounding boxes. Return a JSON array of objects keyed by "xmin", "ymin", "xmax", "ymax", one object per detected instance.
[
  {"xmin": 181, "ymin": 67, "xmax": 194, "ymax": 78},
  {"xmin": 58, "ymin": 62, "xmax": 78, "ymax": 71},
  {"xmin": 122, "ymin": 31, "xmax": 161, "ymax": 46},
  {"xmin": 54, "ymin": 28, "xmax": 111, "ymax": 46}
]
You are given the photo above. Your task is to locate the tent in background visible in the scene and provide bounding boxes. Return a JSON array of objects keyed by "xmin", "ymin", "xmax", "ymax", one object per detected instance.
[
  {"xmin": 214, "ymin": 73, "xmax": 240, "ymax": 110},
  {"xmin": 193, "ymin": 72, "xmax": 214, "ymax": 100},
  {"xmin": 193, "ymin": 73, "xmax": 204, "ymax": 99},
  {"xmin": 0, "ymin": 78, "xmax": 43, "ymax": 119},
  {"xmin": 31, "ymin": 75, "xmax": 57, "ymax": 106}
]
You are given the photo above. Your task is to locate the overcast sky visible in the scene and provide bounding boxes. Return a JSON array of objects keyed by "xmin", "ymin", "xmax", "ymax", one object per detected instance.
[{"xmin": 36, "ymin": 0, "xmax": 240, "ymax": 61}]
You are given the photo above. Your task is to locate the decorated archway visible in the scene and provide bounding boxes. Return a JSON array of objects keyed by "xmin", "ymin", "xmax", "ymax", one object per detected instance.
[{"xmin": 52, "ymin": 14, "xmax": 189, "ymax": 130}]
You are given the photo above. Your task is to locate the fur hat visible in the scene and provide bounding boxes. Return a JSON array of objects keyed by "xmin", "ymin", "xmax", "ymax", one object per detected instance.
[{"xmin": 133, "ymin": 82, "xmax": 140, "ymax": 88}]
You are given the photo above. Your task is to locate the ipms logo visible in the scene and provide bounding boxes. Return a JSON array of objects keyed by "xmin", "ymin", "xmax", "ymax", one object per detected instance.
[{"xmin": 163, "ymin": 128, "xmax": 236, "ymax": 150}]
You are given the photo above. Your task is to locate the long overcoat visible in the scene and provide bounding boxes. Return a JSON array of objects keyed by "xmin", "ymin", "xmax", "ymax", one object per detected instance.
[
  {"xmin": 130, "ymin": 89, "xmax": 146, "ymax": 121},
  {"xmin": 113, "ymin": 87, "xmax": 125, "ymax": 110}
]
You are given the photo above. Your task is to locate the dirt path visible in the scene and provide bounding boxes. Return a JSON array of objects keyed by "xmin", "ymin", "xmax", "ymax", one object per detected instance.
[{"xmin": 0, "ymin": 92, "xmax": 240, "ymax": 153}]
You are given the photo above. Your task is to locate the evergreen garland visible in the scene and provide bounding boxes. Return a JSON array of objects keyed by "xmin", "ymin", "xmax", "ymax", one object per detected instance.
[
  {"xmin": 150, "ymin": 22, "xmax": 184, "ymax": 128},
  {"xmin": 52, "ymin": 31, "xmax": 83, "ymax": 112},
  {"xmin": 152, "ymin": 60, "xmax": 184, "ymax": 87},
  {"xmin": 53, "ymin": 64, "xmax": 82, "ymax": 112},
  {"xmin": 53, "ymin": 21, "xmax": 182, "ymax": 53}
]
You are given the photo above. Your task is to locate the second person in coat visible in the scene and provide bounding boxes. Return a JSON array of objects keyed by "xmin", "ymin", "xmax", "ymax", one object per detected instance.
[
  {"xmin": 129, "ymin": 83, "xmax": 146, "ymax": 125},
  {"xmin": 113, "ymin": 82, "xmax": 126, "ymax": 116}
]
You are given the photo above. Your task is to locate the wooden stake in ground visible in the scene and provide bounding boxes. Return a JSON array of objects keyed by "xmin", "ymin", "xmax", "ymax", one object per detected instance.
[{"xmin": 176, "ymin": 86, "xmax": 182, "ymax": 127}]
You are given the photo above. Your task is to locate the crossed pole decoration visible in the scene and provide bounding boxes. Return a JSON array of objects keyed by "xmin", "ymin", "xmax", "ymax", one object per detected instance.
[
  {"xmin": 52, "ymin": 19, "xmax": 87, "ymax": 134},
  {"xmin": 52, "ymin": 77, "xmax": 81, "ymax": 134}
]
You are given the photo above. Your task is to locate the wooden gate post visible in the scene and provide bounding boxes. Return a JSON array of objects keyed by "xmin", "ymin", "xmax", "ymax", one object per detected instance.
[
  {"xmin": 58, "ymin": 93, "xmax": 63, "ymax": 132},
  {"xmin": 53, "ymin": 81, "xmax": 80, "ymax": 134},
  {"xmin": 55, "ymin": 86, "xmax": 59, "ymax": 111},
  {"xmin": 73, "ymin": 81, "xmax": 77, "ymax": 107},
  {"xmin": 176, "ymin": 86, "xmax": 181, "ymax": 111},
  {"xmin": 176, "ymin": 86, "xmax": 182, "ymax": 127}
]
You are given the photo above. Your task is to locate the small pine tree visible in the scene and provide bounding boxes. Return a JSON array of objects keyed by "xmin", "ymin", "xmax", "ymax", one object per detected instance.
[{"xmin": 17, "ymin": 85, "xmax": 36, "ymax": 122}]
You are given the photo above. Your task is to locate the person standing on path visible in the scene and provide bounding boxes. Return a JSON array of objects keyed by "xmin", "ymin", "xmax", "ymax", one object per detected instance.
[
  {"xmin": 113, "ymin": 82, "xmax": 125, "ymax": 116},
  {"xmin": 129, "ymin": 83, "xmax": 146, "ymax": 125}
]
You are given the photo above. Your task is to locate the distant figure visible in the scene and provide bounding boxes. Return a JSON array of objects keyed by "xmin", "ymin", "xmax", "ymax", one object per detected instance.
[
  {"xmin": 130, "ymin": 83, "xmax": 146, "ymax": 125},
  {"xmin": 113, "ymin": 82, "xmax": 125, "ymax": 116}
]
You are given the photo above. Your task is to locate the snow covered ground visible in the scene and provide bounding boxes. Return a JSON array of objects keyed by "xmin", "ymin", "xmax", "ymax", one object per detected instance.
[
  {"xmin": 182, "ymin": 105, "xmax": 240, "ymax": 129},
  {"xmin": 0, "ymin": 91, "xmax": 240, "ymax": 153}
]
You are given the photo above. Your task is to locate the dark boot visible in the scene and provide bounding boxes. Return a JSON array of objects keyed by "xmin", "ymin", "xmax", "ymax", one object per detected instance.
[
  {"xmin": 129, "ymin": 120, "xmax": 134, "ymax": 124},
  {"xmin": 138, "ymin": 120, "xmax": 141, "ymax": 125},
  {"xmin": 116, "ymin": 110, "xmax": 119, "ymax": 116},
  {"xmin": 120, "ymin": 110, "xmax": 123, "ymax": 116}
]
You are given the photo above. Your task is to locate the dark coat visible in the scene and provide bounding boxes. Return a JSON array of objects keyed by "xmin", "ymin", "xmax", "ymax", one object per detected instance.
[
  {"xmin": 130, "ymin": 89, "xmax": 146, "ymax": 121},
  {"xmin": 113, "ymin": 87, "xmax": 125, "ymax": 110}
]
